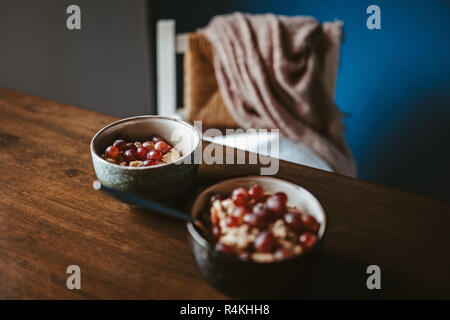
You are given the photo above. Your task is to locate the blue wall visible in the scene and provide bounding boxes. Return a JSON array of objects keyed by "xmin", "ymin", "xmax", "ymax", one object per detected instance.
[
  {"xmin": 154, "ymin": 0, "xmax": 450, "ymax": 201},
  {"xmin": 243, "ymin": 0, "xmax": 450, "ymax": 201}
]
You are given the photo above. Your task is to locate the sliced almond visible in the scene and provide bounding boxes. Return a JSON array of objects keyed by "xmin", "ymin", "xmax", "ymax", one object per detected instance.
[{"xmin": 161, "ymin": 148, "xmax": 181, "ymax": 163}]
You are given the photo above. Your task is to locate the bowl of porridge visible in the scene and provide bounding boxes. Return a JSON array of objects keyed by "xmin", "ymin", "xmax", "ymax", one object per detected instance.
[
  {"xmin": 90, "ymin": 116, "xmax": 201, "ymax": 202},
  {"xmin": 187, "ymin": 176, "xmax": 327, "ymax": 298}
]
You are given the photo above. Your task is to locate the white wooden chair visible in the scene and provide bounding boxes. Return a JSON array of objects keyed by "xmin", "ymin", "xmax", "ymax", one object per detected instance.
[
  {"xmin": 155, "ymin": 19, "xmax": 336, "ymax": 172},
  {"xmin": 156, "ymin": 19, "xmax": 340, "ymax": 116},
  {"xmin": 156, "ymin": 20, "xmax": 186, "ymax": 116}
]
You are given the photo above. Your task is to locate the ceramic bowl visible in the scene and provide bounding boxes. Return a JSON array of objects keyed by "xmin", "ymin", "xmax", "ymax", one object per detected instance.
[
  {"xmin": 90, "ymin": 116, "xmax": 201, "ymax": 202},
  {"xmin": 187, "ymin": 176, "xmax": 327, "ymax": 298}
]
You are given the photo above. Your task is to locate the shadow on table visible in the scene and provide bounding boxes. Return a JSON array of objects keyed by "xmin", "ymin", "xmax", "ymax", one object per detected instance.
[
  {"xmin": 361, "ymin": 91, "xmax": 450, "ymax": 203},
  {"xmin": 126, "ymin": 175, "xmax": 449, "ymax": 299},
  {"xmin": 306, "ymin": 252, "xmax": 448, "ymax": 299}
]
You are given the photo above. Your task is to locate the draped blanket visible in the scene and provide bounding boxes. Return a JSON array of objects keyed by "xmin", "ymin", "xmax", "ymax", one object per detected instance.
[{"xmin": 203, "ymin": 13, "xmax": 356, "ymax": 176}]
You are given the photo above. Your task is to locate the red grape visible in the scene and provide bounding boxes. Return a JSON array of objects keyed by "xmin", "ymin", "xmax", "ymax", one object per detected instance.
[
  {"xmin": 152, "ymin": 135, "xmax": 163, "ymax": 143},
  {"xmin": 154, "ymin": 141, "xmax": 168, "ymax": 154},
  {"xmin": 231, "ymin": 187, "xmax": 249, "ymax": 206},
  {"xmin": 232, "ymin": 194, "xmax": 248, "ymax": 207},
  {"xmin": 136, "ymin": 147, "xmax": 149, "ymax": 160},
  {"xmin": 123, "ymin": 149, "xmax": 137, "ymax": 162},
  {"xmin": 225, "ymin": 216, "xmax": 240, "ymax": 227},
  {"xmin": 147, "ymin": 150, "xmax": 163, "ymax": 161},
  {"xmin": 254, "ymin": 231, "xmax": 276, "ymax": 252},
  {"xmin": 248, "ymin": 184, "xmax": 264, "ymax": 201},
  {"xmin": 143, "ymin": 159, "xmax": 158, "ymax": 166},
  {"xmin": 283, "ymin": 212, "xmax": 305, "ymax": 232},
  {"xmin": 113, "ymin": 139, "xmax": 126, "ymax": 151},
  {"xmin": 252, "ymin": 203, "xmax": 271, "ymax": 220},
  {"xmin": 215, "ymin": 242, "xmax": 234, "ymax": 255},
  {"xmin": 266, "ymin": 195, "xmax": 286, "ymax": 216},
  {"xmin": 124, "ymin": 143, "xmax": 137, "ymax": 151},
  {"xmin": 274, "ymin": 192, "xmax": 288, "ymax": 204},
  {"xmin": 233, "ymin": 206, "xmax": 249, "ymax": 219},
  {"xmin": 142, "ymin": 141, "xmax": 155, "ymax": 151},
  {"xmin": 232, "ymin": 187, "xmax": 249, "ymax": 198},
  {"xmin": 209, "ymin": 193, "xmax": 223, "ymax": 204},
  {"xmin": 105, "ymin": 145, "xmax": 120, "ymax": 160},
  {"xmin": 243, "ymin": 213, "xmax": 265, "ymax": 229},
  {"xmin": 301, "ymin": 214, "xmax": 320, "ymax": 233},
  {"xmin": 299, "ymin": 232, "xmax": 317, "ymax": 249}
]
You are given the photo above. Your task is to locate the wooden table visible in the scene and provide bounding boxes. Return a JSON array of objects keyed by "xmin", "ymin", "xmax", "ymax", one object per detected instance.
[{"xmin": 1, "ymin": 87, "xmax": 449, "ymax": 299}]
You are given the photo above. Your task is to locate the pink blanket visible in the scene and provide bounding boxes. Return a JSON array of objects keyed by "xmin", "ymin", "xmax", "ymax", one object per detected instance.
[{"xmin": 203, "ymin": 13, "xmax": 356, "ymax": 176}]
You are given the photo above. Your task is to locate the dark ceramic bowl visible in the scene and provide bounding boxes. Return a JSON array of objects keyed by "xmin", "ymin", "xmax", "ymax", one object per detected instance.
[
  {"xmin": 187, "ymin": 176, "xmax": 327, "ymax": 299},
  {"xmin": 90, "ymin": 116, "xmax": 201, "ymax": 202}
]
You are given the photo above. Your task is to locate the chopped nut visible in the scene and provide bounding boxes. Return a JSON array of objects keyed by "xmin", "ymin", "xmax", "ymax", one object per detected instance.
[
  {"xmin": 134, "ymin": 142, "xmax": 142, "ymax": 148},
  {"xmin": 272, "ymin": 219, "xmax": 289, "ymax": 239},
  {"xmin": 211, "ymin": 200, "xmax": 227, "ymax": 226},
  {"xmin": 251, "ymin": 253, "xmax": 275, "ymax": 263},
  {"xmin": 221, "ymin": 199, "xmax": 235, "ymax": 215},
  {"xmin": 160, "ymin": 148, "xmax": 181, "ymax": 163},
  {"xmin": 105, "ymin": 158, "xmax": 117, "ymax": 164},
  {"xmin": 279, "ymin": 239, "xmax": 294, "ymax": 249},
  {"xmin": 220, "ymin": 225, "xmax": 254, "ymax": 249},
  {"xmin": 129, "ymin": 161, "xmax": 144, "ymax": 167},
  {"xmin": 293, "ymin": 245, "xmax": 303, "ymax": 255}
]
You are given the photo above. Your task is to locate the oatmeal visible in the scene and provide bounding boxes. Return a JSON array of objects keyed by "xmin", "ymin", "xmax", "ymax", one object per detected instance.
[
  {"xmin": 202, "ymin": 184, "xmax": 321, "ymax": 263},
  {"xmin": 101, "ymin": 135, "xmax": 181, "ymax": 167}
]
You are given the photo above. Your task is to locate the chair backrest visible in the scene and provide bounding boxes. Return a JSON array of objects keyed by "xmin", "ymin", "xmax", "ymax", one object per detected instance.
[
  {"xmin": 156, "ymin": 20, "xmax": 186, "ymax": 115},
  {"xmin": 156, "ymin": 19, "xmax": 341, "ymax": 117}
]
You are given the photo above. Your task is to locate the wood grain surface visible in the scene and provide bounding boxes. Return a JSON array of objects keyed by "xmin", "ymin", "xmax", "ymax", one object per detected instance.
[{"xmin": 0, "ymin": 87, "xmax": 449, "ymax": 299}]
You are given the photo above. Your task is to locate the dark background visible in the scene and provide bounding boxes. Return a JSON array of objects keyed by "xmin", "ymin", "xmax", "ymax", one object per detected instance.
[{"xmin": 1, "ymin": 0, "xmax": 449, "ymax": 202}]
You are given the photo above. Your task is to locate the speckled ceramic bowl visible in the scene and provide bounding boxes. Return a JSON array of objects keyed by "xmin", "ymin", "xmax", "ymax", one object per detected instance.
[
  {"xmin": 187, "ymin": 176, "xmax": 327, "ymax": 299},
  {"xmin": 90, "ymin": 116, "xmax": 201, "ymax": 202}
]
